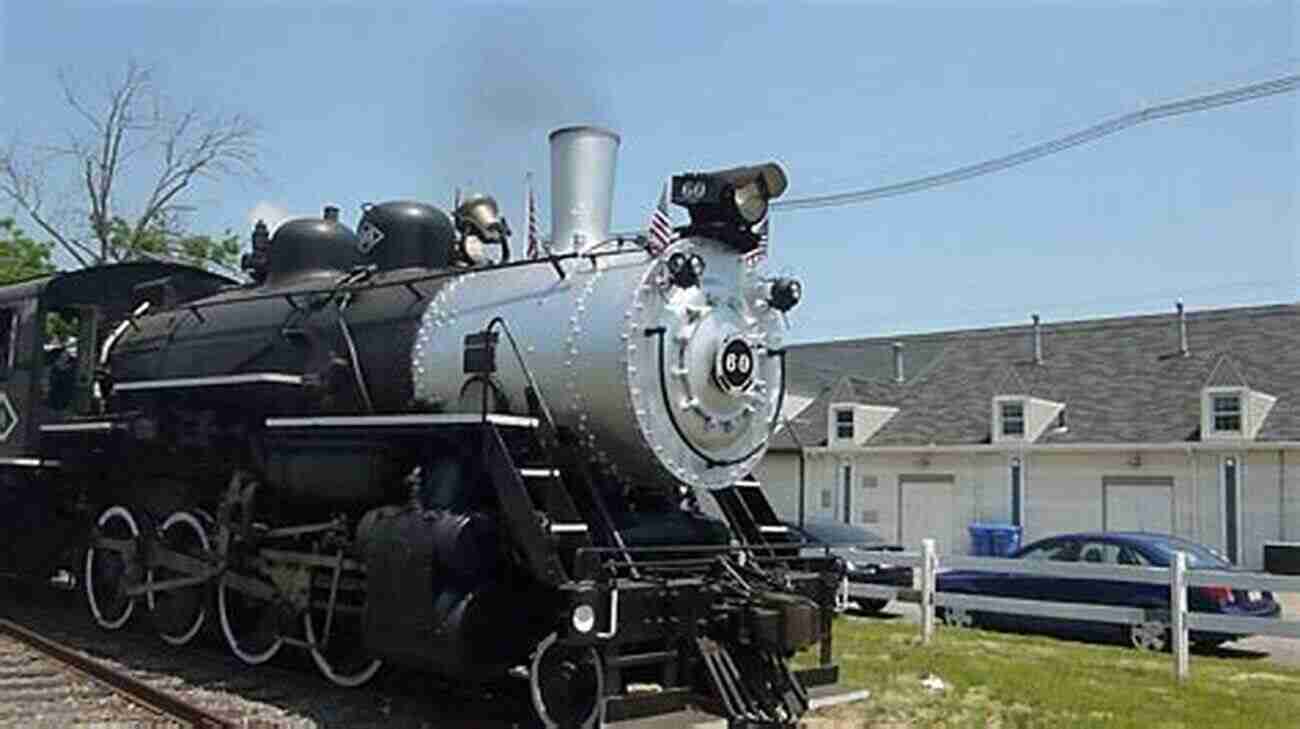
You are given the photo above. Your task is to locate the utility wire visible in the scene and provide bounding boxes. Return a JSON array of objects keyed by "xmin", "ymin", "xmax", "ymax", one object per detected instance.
[{"xmin": 774, "ymin": 73, "xmax": 1299, "ymax": 212}]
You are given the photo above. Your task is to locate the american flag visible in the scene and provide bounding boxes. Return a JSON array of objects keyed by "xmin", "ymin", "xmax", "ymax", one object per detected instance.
[
  {"xmin": 646, "ymin": 181, "xmax": 675, "ymax": 255},
  {"xmin": 525, "ymin": 173, "xmax": 541, "ymax": 259},
  {"xmin": 743, "ymin": 217, "xmax": 770, "ymax": 269}
]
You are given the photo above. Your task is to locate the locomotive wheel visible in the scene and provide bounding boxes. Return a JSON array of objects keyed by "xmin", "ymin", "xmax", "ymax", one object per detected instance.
[
  {"xmin": 529, "ymin": 633, "xmax": 603, "ymax": 729},
  {"xmin": 302, "ymin": 604, "xmax": 383, "ymax": 688},
  {"xmin": 217, "ymin": 571, "xmax": 284, "ymax": 665},
  {"xmin": 84, "ymin": 505, "xmax": 142, "ymax": 631},
  {"xmin": 147, "ymin": 511, "xmax": 211, "ymax": 647}
]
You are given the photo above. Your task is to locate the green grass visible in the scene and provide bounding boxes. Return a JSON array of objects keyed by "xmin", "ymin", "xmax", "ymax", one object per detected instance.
[{"xmin": 794, "ymin": 616, "xmax": 1300, "ymax": 729}]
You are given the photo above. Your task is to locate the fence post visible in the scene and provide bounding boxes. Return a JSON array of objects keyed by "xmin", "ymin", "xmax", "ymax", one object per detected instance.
[
  {"xmin": 1171, "ymin": 550, "xmax": 1188, "ymax": 681},
  {"xmin": 921, "ymin": 539, "xmax": 936, "ymax": 644}
]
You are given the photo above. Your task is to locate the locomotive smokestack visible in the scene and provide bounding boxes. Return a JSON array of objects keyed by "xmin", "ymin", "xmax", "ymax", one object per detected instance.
[
  {"xmin": 548, "ymin": 125, "xmax": 620, "ymax": 254},
  {"xmin": 323, "ymin": 205, "xmax": 340, "ymax": 223}
]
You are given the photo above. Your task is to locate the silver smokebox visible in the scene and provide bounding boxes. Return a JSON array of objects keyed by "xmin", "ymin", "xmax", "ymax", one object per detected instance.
[{"xmin": 548, "ymin": 125, "xmax": 620, "ymax": 254}]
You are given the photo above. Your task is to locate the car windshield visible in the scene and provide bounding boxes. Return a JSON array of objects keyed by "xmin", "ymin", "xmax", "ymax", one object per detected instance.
[
  {"xmin": 1141, "ymin": 536, "xmax": 1233, "ymax": 569},
  {"xmin": 795, "ymin": 521, "xmax": 886, "ymax": 547}
]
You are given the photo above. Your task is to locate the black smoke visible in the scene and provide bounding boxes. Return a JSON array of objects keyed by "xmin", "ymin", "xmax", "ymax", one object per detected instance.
[{"xmin": 430, "ymin": 8, "xmax": 619, "ymax": 198}]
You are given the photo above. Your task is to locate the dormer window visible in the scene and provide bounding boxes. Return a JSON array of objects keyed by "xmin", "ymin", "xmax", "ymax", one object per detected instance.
[
  {"xmin": 1212, "ymin": 394, "xmax": 1242, "ymax": 433},
  {"xmin": 993, "ymin": 394, "xmax": 1064, "ymax": 443},
  {"xmin": 1001, "ymin": 401, "xmax": 1025, "ymax": 436},
  {"xmin": 1202, "ymin": 385, "xmax": 1274, "ymax": 441},
  {"xmin": 835, "ymin": 408, "xmax": 854, "ymax": 439}
]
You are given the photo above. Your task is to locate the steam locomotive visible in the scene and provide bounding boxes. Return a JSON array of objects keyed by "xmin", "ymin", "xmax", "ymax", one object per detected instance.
[{"xmin": 0, "ymin": 126, "xmax": 841, "ymax": 728}]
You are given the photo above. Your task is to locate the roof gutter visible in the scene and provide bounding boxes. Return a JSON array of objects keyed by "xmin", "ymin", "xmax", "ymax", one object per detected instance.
[{"xmin": 804, "ymin": 441, "xmax": 1300, "ymax": 456}]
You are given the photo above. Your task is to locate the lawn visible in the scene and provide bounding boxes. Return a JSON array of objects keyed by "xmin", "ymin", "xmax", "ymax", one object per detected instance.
[{"xmin": 796, "ymin": 615, "xmax": 1300, "ymax": 729}]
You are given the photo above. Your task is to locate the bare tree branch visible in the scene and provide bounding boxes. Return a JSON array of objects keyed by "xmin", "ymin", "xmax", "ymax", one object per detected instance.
[
  {"xmin": 132, "ymin": 109, "xmax": 259, "ymax": 249},
  {"xmin": 1, "ymin": 59, "xmax": 262, "ymax": 269},
  {"xmin": 0, "ymin": 146, "xmax": 91, "ymax": 267}
]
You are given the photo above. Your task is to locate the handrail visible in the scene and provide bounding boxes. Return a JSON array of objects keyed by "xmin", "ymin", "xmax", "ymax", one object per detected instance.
[
  {"xmin": 173, "ymin": 246, "xmax": 649, "ymax": 316},
  {"xmin": 484, "ymin": 317, "xmax": 559, "ymax": 436},
  {"xmin": 481, "ymin": 316, "xmax": 639, "ymax": 575}
]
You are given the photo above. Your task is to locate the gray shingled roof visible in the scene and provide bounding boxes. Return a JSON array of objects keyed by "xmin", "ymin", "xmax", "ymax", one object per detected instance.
[{"xmin": 771, "ymin": 303, "xmax": 1300, "ymax": 450}]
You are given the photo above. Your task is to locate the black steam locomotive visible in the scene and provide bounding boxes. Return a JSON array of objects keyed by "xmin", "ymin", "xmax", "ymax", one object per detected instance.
[{"xmin": 0, "ymin": 126, "xmax": 841, "ymax": 728}]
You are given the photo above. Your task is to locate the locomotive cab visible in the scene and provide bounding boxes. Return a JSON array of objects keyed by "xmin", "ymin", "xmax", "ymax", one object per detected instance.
[{"xmin": 0, "ymin": 261, "xmax": 234, "ymax": 575}]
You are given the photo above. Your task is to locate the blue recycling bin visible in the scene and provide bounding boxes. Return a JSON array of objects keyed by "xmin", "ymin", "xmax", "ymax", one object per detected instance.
[
  {"xmin": 969, "ymin": 523, "xmax": 1022, "ymax": 557},
  {"xmin": 989, "ymin": 524, "xmax": 1022, "ymax": 557},
  {"xmin": 968, "ymin": 524, "xmax": 993, "ymax": 556}
]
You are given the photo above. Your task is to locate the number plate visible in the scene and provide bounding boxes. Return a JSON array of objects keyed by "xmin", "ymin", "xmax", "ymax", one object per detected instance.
[{"xmin": 1249, "ymin": 590, "xmax": 1263, "ymax": 602}]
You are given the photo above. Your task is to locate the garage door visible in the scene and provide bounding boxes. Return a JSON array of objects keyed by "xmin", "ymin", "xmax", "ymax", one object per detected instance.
[
  {"xmin": 899, "ymin": 474, "xmax": 956, "ymax": 554},
  {"xmin": 1103, "ymin": 476, "xmax": 1173, "ymax": 533}
]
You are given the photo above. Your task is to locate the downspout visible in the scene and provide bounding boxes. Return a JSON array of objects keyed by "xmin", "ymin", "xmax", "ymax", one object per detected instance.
[
  {"xmin": 1187, "ymin": 445, "xmax": 1198, "ymax": 541},
  {"xmin": 1280, "ymin": 449, "xmax": 1287, "ymax": 542},
  {"xmin": 798, "ymin": 447, "xmax": 806, "ymax": 529}
]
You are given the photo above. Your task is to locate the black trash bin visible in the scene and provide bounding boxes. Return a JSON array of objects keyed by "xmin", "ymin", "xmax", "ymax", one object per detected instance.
[{"xmin": 1264, "ymin": 542, "xmax": 1300, "ymax": 575}]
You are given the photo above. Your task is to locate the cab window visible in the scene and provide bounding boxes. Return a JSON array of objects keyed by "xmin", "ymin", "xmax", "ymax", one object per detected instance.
[
  {"xmin": 0, "ymin": 308, "xmax": 14, "ymax": 378},
  {"xmin": 42, "ymin": 309, "xmax": 80, "ymax": 412}
]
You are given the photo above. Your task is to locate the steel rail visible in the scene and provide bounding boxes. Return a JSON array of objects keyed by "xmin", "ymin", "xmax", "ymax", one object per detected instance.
[{"xmin": 0, "ymin": 617, "xmax": 236, "ymax": 729}]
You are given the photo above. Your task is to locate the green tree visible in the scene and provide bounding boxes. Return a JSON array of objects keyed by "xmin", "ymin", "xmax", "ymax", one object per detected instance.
[
  {"xmin": 104, "ymin": 217, "xmax": 242, "ymax": 272},
  {"xmin": 0, "ymin": 217, "xmax": 56, "ymax": 284}
]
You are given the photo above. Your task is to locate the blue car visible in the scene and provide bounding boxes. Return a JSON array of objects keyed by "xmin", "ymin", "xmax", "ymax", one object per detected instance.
[{"xmin": 935, "ymin": 531, "xmax": 1282, "ymax": 651}]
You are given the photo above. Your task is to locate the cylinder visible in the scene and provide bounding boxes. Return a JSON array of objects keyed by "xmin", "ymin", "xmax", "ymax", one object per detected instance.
[
  {"xmin": 427, "ymin": 510, "xmax": 501, "ymax": 579},
  {"xmin": 548, "ymin": 125, "xmax": 620, "ymax": 254}
]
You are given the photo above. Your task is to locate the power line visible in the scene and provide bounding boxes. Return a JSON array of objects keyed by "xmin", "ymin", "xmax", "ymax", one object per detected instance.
[{"xmin": 773, "ymin": 72, "xmax": 1299, "ymax": 212}]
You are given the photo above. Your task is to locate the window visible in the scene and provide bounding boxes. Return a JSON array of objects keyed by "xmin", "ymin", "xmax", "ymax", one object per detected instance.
[
  {"xmin": 0, "ymin": 308, "xmax": 14, "ymax": 377},
  {"xmin": 1000, "ymin": 401, "xmax": 1025, "ymax": 436},
  {"xmin": 1212, "ymin": 395, "xmax": 1242, "ymax": 433},
  {"xmin": 1117, "ymin": 547, "xmax": 1150, "ymax": 566},
  {"xmin": 835, "ymin": 408, "xmax": 854, "ymax": 439},
  {"xmin": 820, "ymin": 489, "xmax": 832, "ymax": 509},
  {"xmin": 1020, "ymin": 540, "xmax": 1076, "ymax": 562},
  {"xmin": 1078, "ymin": 541, "xmax": 1121, "ymax": 564}
]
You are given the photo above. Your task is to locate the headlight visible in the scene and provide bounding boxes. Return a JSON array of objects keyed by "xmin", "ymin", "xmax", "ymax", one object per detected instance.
[
  {"xmin": 669, "ymin": 162, "xmax": 788, "ymax": 252},
  {"xmin": 571, "ymin": 604, "xmax": 596, "ymax": 634},
  {"xmin": 732, "ymin": 181, "xmax": 768, "ymax": 224}
]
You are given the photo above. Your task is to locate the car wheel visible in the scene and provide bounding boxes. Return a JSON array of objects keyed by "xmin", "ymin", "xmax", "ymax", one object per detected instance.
[
  {"xmin": 1127, "ymin": 620, "xmax": 1170, "ymax": 652},
  {"xmin": 940, "ymin": 606, "xmax": 974, "ymax": 629},
  {"xmin": 854, "ymin": 598, "xmax": 889, "ymax": 614}
]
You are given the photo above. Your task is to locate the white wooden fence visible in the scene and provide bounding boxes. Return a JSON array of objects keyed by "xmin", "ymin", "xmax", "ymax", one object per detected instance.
[{"xmin": 841, "ymin": 539, "xmax": 1300, "ymax": 681}]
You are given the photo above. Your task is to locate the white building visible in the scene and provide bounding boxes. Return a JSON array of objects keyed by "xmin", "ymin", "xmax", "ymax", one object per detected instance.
[{"xmin": 757, "ymin": 303, "xmax": 1300, "ymax": 569}]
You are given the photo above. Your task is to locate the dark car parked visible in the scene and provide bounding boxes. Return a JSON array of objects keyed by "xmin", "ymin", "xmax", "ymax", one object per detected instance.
[
  {"xmin": 784, "ymin": 520, "xmax": 913, "ymax": 613},
  {"xmin": 936, "ymin": 531, "xmax": 1282, "ymax": 651}
]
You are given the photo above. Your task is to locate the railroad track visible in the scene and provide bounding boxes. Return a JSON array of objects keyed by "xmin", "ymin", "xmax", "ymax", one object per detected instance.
[
  {"xmin": 0, "ymin": 585, "xmax": 529, "ymax": 728},
  {"xmin": 0, "ymin": 617, "xmax": 220, "ymax": 728}
]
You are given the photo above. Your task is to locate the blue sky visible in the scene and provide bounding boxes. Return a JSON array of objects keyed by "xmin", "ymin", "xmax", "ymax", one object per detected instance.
[{"xmin": 2, "ymin": 1, "xmax": 1296, "ymax": 344}]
